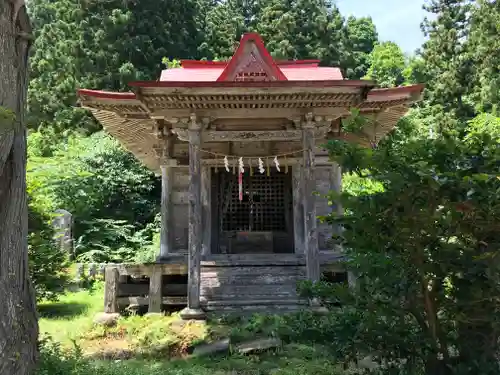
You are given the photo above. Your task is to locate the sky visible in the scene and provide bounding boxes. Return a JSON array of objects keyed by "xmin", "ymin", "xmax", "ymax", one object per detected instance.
[{"xmin": 336, "ymin": 0, "xmax": 428, "ymax": 54}]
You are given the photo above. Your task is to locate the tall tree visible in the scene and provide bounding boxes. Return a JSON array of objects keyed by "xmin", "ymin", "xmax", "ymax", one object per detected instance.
[
  {"xmin": 341, "ymin": 16, "xmax": 378, "ymax": 79},
  {"xmin": 420, "ymin": 0, "xmax": 474, "ymax": 130},
  {"xmin": 27, "ymin": 0, "xmax": 204, "ymax": 133},
  {"xmin": 201, "ymin": 0, "xmax": 245, "ymax": 59},
  {"xmin": 364, "ymin": 41, "xmax": 407, "ymax": 87},
  {"xmin": 0, "ymin": 1, "xmax": 39, "ymax": 374},
  {"xmin": 468, "ymin": 0, "xmax": 500, "ymax": 113}
]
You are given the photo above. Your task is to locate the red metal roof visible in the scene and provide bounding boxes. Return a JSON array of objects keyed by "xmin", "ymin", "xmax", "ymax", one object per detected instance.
[
  {"xmin": 77, "ymin": 32, "xmax": 424, "ymax": 99},
  {"xmin": 159, "ymin": 34, "xmax": 342, "ymax": 82},
  {"xmin": 159, "ymin": 66, "xmax": 343, "ymax": 81}
]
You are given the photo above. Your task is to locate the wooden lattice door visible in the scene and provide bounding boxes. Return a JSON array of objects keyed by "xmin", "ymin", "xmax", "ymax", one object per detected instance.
[{"xmin": 212, "ymin": 169, "xmax": 294, "ymax": 254}]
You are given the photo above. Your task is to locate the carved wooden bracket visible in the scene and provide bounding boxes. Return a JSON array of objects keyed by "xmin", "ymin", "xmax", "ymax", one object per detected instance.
[{"xmin": 171, "ymin": 127, "xmax": 331, "ymax": 143}]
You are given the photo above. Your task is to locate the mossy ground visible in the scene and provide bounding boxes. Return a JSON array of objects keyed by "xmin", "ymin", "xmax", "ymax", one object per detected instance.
[{"xmin": 37, "ymin": 282, "xmax": 347, "ymax": 375}]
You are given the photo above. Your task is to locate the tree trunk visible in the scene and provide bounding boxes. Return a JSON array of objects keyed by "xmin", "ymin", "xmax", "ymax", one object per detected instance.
[{"xmin": 0, "ymin": 2, "xmax": 38, "ymax": 375}]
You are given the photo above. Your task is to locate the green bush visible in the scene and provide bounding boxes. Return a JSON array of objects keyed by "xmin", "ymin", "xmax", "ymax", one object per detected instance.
[
  {"xmin": 317, "ymin": 114, "xmax": 500, "ymax": 374},
  {"xmin": 28, "ymin": 197, "xmax": 69, "ymax": 302},
  {"xmin": 37, "ymin": 337, "xmax": 91, "ymax": 375},
  {"xmin": 28, "ymin": 131, "xmax": 160, "ymax": 263}
]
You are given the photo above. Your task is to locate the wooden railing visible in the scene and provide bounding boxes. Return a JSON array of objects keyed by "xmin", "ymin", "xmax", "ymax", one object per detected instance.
[{"xmin": 104, "ymin": 263, "xmax": 188, "ymax": 314}]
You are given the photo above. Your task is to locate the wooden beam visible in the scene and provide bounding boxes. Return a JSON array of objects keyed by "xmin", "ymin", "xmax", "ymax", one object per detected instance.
[
  {"xmin": 181, "ymin": 115, "xmax": 206, "ymax": 320},
  {"xmin": 139, "ymin": 85, "xmax": 366, "ymax": 97},
  {"xmin": 148, "ymin": 265, "xmax": 162, "ymax": 313},
  {"xmin": 117, "ymin": 296, "xmax": 187, "ymax": 307},
  {"xmin": 293, "ymin": 164, "xmax": 305, "ymax": 254},
  {"xmin": 331, "ymin": 163, "xmax": 343, "ymax": 238},
  {"xmin": 302, "ymin": 114, "xmax": 320, "ymax": 283},
  {"xmin": 172, "ymin": 127, "xmax": 331, "ymax": 143},
  {"xmin": 156, "ymin": 107, "xmax": 348, "ymax": 120},
  {"xmin": 115, "ymin": 263, "xmax": 187, "ymax": 277},
  {"xmin": 157, "ymin": 165, "xmax": 173, "ymax": 261},
  {"xmin": 201, "ymin": 166, "xmax": 211, "ymax": 256},
  {"xmin": 104, "ymin": 267, "xmax": 120, "ymax": 313},
  {"xmin": 199, "ymin": 156, "xmax": 334, "ymax": 167}
]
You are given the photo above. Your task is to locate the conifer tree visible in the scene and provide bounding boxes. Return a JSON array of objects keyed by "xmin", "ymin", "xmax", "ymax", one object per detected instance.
[
  {"xmin": 420, "ymin": 0, "xmax": 474, "ymax": 130},
  {"xmin": 28, "ymin": 0, "xmax": 204, "ymax": 133},
  {"xmin": 468, "ymin": 0, "xmax": 500, "ymax": 113}
]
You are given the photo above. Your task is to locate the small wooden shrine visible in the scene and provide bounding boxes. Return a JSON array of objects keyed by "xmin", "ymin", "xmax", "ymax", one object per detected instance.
[{"xmin": 77, "ymin": 33, "xmax": 424, "ymax": 319}]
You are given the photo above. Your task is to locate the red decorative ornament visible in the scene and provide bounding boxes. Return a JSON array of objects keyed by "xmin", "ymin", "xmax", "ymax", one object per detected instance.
[{"xmin": 238, "ymin": 172, "xmax": 243, "ymax": 201}]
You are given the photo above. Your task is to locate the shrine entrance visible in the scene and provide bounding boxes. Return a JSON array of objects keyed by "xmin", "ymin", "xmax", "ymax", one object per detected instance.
[{"xmin": 212, "ymin": 168, "xmax": 294, "ymax": 255}]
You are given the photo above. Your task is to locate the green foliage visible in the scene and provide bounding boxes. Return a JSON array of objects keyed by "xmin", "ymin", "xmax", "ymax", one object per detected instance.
[
  {"xmin": 161, "ymin": 58, "xmax": 181, "ymax": 69},
  {"xmin": 364, "ymin": 41, "xmax": 408, "ymax": 87},
  {"xmin": 27, "ymin": 132, "xmax": 160, "ymax": 262},
  {"xmin": 341, "ymin": 16, "xmax": 379, "ymax": 79},
  {"xmin": 28, "ymin": 197, "xmax": 69, "ymax": 302},
  {"xmin": 468, "ymin": 0, "xmax": 500, "ymax": 113},
  {"xmin": 37, "ymin": 337, "xmax": 90, "ymax": 375},
  {"xmin": 27, "ymin": 0, "xmax": 204, "ymax": 133},
  {"xmin": 419, "ymin": 0, "xmax": 475, "ymax": 128},
  {"xmin": 322, "ymin": 113, "xmax": 500, "ymax": 374},
  {"xmin": 202, "ymin": 0, "xmax": 378, "ymax": 78},
  {"xmin": 340, "ymin": 108, "xmax": 370, "ymax": 134},
  {"xmin": 38, "ymin": 294, "xmax": 344, "ymax": 375}
]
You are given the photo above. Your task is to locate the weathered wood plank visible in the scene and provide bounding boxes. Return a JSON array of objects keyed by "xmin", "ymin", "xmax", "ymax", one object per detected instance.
[
  {"xmin": 201, "ymin": 166, "xmax": 211, "ymax": 255},
  {"xmin": 118, "ymin": 282, "xmax": 187, "ymax": 297},
  {"xmin": 200, "ymin": 266, "xmax": 306, "ymax": 278},
  {"xmin": 158, "ymin": 165, "xmax": 173, "ymax": 260},
  {"xmin": 302, "ymin": 114, "xmax": 320, "ymax": 282},
  {"xmin": 201, "ymin": 298, "xmax": 308, "ymax": 307},
  {"xmin": 173, "ymin": 170, "xmax": 190, "ymax": 188},
  {"xmin": 200, "ymin": 284, "xmax": 298, "ymax": 298},
  {"xmin": 201, "ymin": 254, "xmax": 306, "ymax": 266},
  {"xmin": 117, "ymin": 296, "xmax": 187, "ymax": 307},
  {"xmin": 140, "ymin": 85, "xmax": 363, "ymax": 97},
  {"xmin": 148, "ymin": 265, "xmax": 163, "ymax": 313},
  {"xmin": 200, "ymin": 275, "xmax": 305, "ymax": 287},
  {"xmin": 104, "ymin": 267, "xmax": 120, "ymax": 313},
  {"xmin": 115, "ymin": 263, "xmax": 187, "ymax": 277},
  {"xmin": 236, "ymin": 338, "xmax": 282, "ymax": 354},
  {"xmin": 183, "ymin": 116, "xmax": 205, "ymax": 319},
  {"xmin": 293, "ymin": 164, "xmax": 305, "ymax": 254}
]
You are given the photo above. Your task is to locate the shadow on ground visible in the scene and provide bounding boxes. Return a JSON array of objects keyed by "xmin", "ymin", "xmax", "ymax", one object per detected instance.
[{"xmin": 38, "ymin": 302, "xmax": 89, "ymax": 318}]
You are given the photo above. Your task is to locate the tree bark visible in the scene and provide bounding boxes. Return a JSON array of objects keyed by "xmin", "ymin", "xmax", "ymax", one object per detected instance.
[{"xmin": 0, "ymin": 2, "xmax": 38, "ymax": 375}]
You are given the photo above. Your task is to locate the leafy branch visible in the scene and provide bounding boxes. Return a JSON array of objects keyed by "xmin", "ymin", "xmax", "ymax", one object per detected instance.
[{"xmin": 341, "ymin": 108, "xmax": 369, "ymax": 133}]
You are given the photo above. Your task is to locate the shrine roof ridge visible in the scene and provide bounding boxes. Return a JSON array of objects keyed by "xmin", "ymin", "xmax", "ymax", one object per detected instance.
[{"xmin": 179, "ymin": 59, "xmax": 322, "ymax": 68}]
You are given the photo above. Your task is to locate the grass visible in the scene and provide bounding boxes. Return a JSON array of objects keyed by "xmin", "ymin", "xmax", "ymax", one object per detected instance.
[
  {"xmin": 37, "ymin": 282, "xmax": 347, "ymax": 375},
  {"xmin": 38, "ymin": 285, "xmax": 103, "ymax": 345}
]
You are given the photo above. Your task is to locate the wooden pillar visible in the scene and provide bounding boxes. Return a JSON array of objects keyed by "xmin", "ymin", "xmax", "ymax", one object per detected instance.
[
  {"xmin": 148, "ymin": 264, "xmax": 162, "ymax": 313},
  {"xmin": 331, "ymin": 162, "xmax": 343, "ymax": 238},
  {"xmin": 180, "ymin": 115, "xmax": 206, "ymax": 320},
  {"xmin": 104, "ymin": 266, "xmax": 119, "ymax": 313},
  {"xmin": 302, "ymin": 114, "xmax": 320, "ymax": 283},
  {"xmin": 157, "ymin": 164, "xmax": 173, "ymax": 261},
  {"xmin": 293, "ymin": 164, "xmax": 304, "ymax": 254},
  {"xmin": 201, "ymin": 166, "xmax": 211, "ymax": 256}
]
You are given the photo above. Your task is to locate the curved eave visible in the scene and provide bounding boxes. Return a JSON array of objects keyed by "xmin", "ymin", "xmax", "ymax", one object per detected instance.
[
  {"xmin": 76, "ymin": 84, "xmax": 424, "ymax": 173},
  {"xmin": 77, "ymin": 89, "xmax": 147, "ymax": 115},
  {"xmin": 88, "ymin": 109, "xmax": 160, "ymax": 171},
  {"xmin": 77, "ymin": 84, "xmax": 424, "ymax": 115}
]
